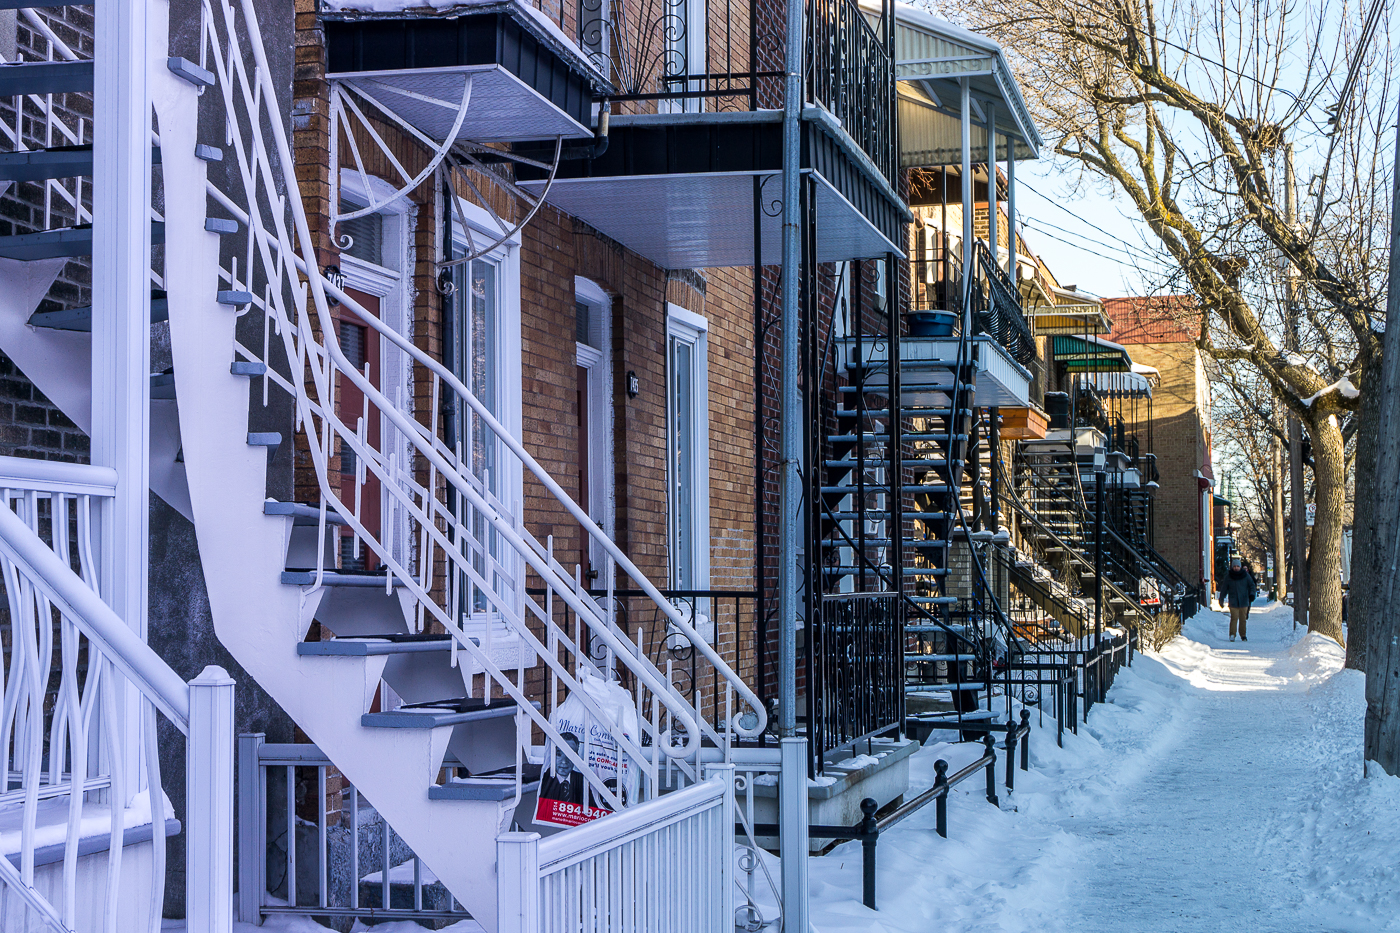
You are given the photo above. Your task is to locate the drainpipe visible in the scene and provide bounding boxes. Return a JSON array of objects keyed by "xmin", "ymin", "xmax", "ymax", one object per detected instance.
[{"xmin": 778, "ymin": 0, "xmax": 810, "ymax": 921}]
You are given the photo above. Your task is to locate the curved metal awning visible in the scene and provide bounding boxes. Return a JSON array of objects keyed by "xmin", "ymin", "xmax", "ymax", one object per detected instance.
[
  {"xmin": 1052, "ymin": 335, "xmax": 1132, "ymax": 372},
  {"xmin": 869, "ymin": 1, "xmax": 1042, "ymax": 168}
]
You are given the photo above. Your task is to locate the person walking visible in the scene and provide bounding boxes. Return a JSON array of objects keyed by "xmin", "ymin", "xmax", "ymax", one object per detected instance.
[{"xmin": 1219, "ymin": 557, "xmax": 1257, "ymax": 642}]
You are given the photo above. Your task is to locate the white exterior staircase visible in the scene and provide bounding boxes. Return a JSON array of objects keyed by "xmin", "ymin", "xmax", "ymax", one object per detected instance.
[{"xmin": 0, "ymin": 0, "xmax": 765, "ymax": 928}]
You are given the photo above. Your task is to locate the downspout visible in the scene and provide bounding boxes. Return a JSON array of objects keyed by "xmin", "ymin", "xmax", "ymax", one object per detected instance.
[{"xmin": 778, "ymin": 0, "xmax": 811, "ymax": 921}]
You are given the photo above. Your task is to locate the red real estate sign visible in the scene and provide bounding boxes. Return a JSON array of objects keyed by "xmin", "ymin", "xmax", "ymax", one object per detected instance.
[{"xmin": 534, "ymin": 796, "xmax": 611, "ymax": 828}]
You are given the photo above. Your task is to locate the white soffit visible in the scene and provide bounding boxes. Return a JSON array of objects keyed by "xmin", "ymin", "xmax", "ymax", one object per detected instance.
[
  {"xmin": 329, "ymin": 65, "xmax": 592, "ymax": 142},
  {"xmin": 519, "ymin": 171, "xmax": 902, "ymax": 269}
]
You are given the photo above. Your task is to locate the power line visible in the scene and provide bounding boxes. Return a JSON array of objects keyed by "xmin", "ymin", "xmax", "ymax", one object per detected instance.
[
  {"xmin": 1022, "ymin": 216, "xmax": 1171, "ymax": 269},
  {"xmin": 1018, "ymin": 220, "xmax": 1178, "ymax": 275},
  {"xmin": 1018, "ymin": 179, "xmax": 1157, "ymax": 255},
  {"xmin": 1015, "ymin": 183, "xmax": 1169, "ymax": 265}
]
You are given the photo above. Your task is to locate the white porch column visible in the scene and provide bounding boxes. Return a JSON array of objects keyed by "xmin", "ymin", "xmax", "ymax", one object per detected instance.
[
  {"xmin": 93, "ymin": 0, "xmax": 152, "ymax": 795},
  {"xmin": 187, "ymin": 666, "xmax": 236, "ymax": 933},
  {"xmin": 960, "ymin": 78, "xmax": 973, "ymax": 329},
  {"xmin": 988, "ymin": 104, "xmax": 998, "ymax": 264},
  {"xmin": 1008, "ymin": 140, "xmax": 1018, "ymax": 284}
]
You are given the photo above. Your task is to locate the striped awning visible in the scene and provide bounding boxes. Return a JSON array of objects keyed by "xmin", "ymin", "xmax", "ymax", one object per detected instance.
[{"xmin": 1051, "ymin": 335, "xmax": 1131, "ymax": 372}]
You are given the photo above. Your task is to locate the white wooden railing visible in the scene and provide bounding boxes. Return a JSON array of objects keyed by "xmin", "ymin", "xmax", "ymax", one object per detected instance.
[
  {"xmin": 197, "ymin": 0, "xmax": 765, "ymax": 811},
  {"xmin": 497, "ymin": 769, "xmax": 735, "ymax": 933},
  {"xmin": 0, "ymin": 458, "xmax": 233, "ymax": 933}
]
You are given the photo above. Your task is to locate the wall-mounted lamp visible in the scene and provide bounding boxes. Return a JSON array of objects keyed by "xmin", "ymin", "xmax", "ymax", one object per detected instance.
[{"xmin": 626, "ymin": 371, "xmax": 640, "ymax": 398}]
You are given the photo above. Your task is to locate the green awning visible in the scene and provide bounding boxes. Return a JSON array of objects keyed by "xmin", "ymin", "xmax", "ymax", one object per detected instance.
[{"xmin": 1051, "ymin": 335, "xmax": 1131, "ymax": 372}]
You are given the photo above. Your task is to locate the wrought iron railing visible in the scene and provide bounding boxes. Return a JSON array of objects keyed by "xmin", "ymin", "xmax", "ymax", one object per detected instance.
[
  {"xmin": 810, "ymin": 592, "xmax": 903, "ymax": 768},
  {"xmin": 808, "ymin": 0, "xmax": 897, "ymax": 183},
  {"xmin": 973, "ymin": 240, "xmax": 1035, "ymax": 366}
]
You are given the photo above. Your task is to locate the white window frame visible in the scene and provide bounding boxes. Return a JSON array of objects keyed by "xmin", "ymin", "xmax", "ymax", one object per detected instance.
[
  {"xmin": 337, "ymin": 170, "xmax": 415, "ymax": 572},
  {"xmin": 666, "ymin": 304, "xmax": 710, "ymax": 596},
  {"xmin": 575, "ymin": 278, "xmax": 615, "ymax": 571},
  {"xmin": 450, "ymin": 197, "xmax": 524, "ymax": 622}
]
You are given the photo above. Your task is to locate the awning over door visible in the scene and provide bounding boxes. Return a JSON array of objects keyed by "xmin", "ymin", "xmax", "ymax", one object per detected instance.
[{"xmin": 1051, "ymin": 335, "xmax": 1132, "ymax": 371}]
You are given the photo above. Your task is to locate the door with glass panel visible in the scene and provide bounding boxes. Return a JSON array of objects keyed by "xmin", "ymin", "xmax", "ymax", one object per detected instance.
[{"xmin": 452, "ymin": 256, "xmax": 509, "ymax": 619}]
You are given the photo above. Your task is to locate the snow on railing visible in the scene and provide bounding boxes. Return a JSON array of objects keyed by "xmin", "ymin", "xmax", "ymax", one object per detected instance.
[
  {"xmin": 197, "ymin": 0, "xmax": 765, "ymax": 813},
  {"xmin": 497, "ymin": 769, "xmax": 734, "ymax": 933}
]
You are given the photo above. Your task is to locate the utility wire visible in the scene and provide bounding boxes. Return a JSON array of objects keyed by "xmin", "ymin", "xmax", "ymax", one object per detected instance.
[
  {"xmin": 1020, "ymin": 221, "xmax": 1175, "ymax": 273},
  {"xmin": 1015, "ymin": 183, "xmax": 1169, "ymax": 266},
  {"xmin": 1330, "ymin": 0, "xmax": 1387, "ymax": 125},
  {"xmin": 1020, "ymin": 218, "xmax": 1178, "ymax": 274}
]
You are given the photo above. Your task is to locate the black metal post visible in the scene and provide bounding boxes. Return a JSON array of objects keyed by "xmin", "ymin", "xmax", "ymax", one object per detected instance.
[
  {"xmin": 934, "ymin": 760, "xmax": 949, "ymax": 837},
  {"xmin": 1020, "ymin": 709, "xmax": 1031, "ymax": 771},
  {"xmin": 983, "ymin": 733, "xmax": 999, "ymax": 806},
  {"xmin": 1004, "ymin": 720, "xmax": 1017, "ymax": 791},
  {"xmin": 1094, "ymin": 468, "xmax": 1106, "ymax": 704},
  {"xmin": 859, "ymin": 797, "xmax": 879, "ymax": 909}
]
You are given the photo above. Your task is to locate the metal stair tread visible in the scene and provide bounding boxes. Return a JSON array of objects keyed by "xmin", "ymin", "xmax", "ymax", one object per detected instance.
[
  {"xmin": 263, "ymin": 499, "xmax": 349, "ymax": 525},
  {"xmin": 0, "ymin": 59, "xmax": 93, "ymax": 97},
  {"xmin": 280, "ymin": 570, "xmax": 405, "ymax": 587},
  {"xmin": 429, "ymin": 777, "xmax": 541, "ymax": 802},
  {"xmin": 0, "ymin": 221, "xmax": 164, "ymax": 260},
  {"xmin": 362, "ymin": 697, "xmax": 538, "ymax": 729},
  {"xmin": 298, "ymin": 634, "xmax": 466, "ymax": 656},
  {"xmin": 29, "ymin": 290, "xmax": 169, "ymax": 331},
  {"xmin": 0, "ymin": 144, "xmax": 161, "ymax": 181}
]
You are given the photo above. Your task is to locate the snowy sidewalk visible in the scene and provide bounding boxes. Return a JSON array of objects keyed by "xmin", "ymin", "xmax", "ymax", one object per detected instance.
[{"xmin": 802, "ymin": 603, "xmax": 1400, "ymax": 933}]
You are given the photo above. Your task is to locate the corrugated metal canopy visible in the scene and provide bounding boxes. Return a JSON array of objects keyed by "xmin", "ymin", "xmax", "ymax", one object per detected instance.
[
  {"xmin": 870, "ymin": 2, "xmax": 1042, "ymax": 168},
  {"xmin": 1051, "ymin": 335, "xmax": 1131, "ymax": 371}
]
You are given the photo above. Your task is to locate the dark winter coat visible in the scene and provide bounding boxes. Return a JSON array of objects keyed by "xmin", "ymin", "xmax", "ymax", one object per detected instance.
[{"xmin": 1219, "ymin": 567, "xmax": 1257, "ymax": 608}]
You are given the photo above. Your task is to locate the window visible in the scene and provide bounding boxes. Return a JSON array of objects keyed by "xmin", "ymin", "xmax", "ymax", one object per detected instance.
[
  {"xmin": 666, "ymin": 305, "xmax": 709, "ymax": 592},
  {"xmin": 447, "ymin": 201, "xmax": 522, "ymax": 620}
]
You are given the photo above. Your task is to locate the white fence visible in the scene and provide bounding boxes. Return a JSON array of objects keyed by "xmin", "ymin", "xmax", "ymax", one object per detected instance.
[{"xmin": 498, "ymin": 770, "xmax": 735, "ymax": 933}]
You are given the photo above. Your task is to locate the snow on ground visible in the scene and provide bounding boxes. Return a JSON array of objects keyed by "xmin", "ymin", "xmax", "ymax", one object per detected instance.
[
  {"xmin": 795, "ymin": 602, "xmax": 1400, "ymax": 932},
  {"xmin": 171, "ymin": 603, "xmax": 1399, "ymax": 932}
]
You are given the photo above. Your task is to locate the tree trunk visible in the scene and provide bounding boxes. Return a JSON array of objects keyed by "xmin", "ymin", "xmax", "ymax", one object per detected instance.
[
  {"xmin": 1305, "ymin": 413, "xmax": 1346, "ymax": 643},
  {"xmin": 1349, "ymin": 368, "xmax": 1381, "ymax": 670}
]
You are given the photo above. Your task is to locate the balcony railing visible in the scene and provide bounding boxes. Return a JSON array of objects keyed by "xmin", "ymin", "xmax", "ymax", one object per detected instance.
[
  {"xmin": 973, "ymin": 240, "xmax": 1036, "ymax": 367},
  {"xmin": 590, "ymin": 0, "xmax": 897, "ymax": 183},
  {"xmin": 809, "ymin": 0, "xmax": 897, "ymax": 183}
]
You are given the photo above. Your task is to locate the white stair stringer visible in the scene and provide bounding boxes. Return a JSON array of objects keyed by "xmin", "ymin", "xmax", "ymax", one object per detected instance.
[
  {"xmin": 151, "ymin": 7, "xmax": 512, "ymax": 928},
  {"xmin": 0, "ymin": 254, "xmax": 194, "ymax": 519}
]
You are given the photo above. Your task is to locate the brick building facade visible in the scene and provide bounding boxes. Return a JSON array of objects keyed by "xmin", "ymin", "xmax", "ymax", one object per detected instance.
[{"xmin": 1105, "ymin": 296, "xmax": 1214, "ymax": 591}]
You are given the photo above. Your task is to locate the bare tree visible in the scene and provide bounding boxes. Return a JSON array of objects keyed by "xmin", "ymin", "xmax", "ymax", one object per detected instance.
[{"xmin": 954, "ymin": 0, "xmax": 1393, "ymax": 644}]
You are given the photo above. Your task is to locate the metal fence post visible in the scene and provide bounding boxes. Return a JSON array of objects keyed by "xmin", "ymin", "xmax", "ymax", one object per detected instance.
[
  {"xmin": 1004, "ymin": 722, "xmax": 1016, "ymax": 792},
  {"xmin": 188, "ymin": 666, "xmax": 236, "ymax": 933},
  {"xmin": 1019, "ymin": 709, "xmax": 1031, "ymax": 771},
  {"xmin": 237, "ymin": 733, "xmax": 265, "ymax": 925},
  {"xmin": 497, "ymin": 832, "xmax": 541, "ymax": 933},
  {"xmin": 859, "ymin": 797, "xmax": 879, "ymax": 909},
  {"xmin": 706, "ymin": 763, "xmax": 737, "ymax": 927},
  {"xmin": 982, "ymin": 734, "xmax": 999, "ymax": 806},
  {"xmin": 933, "ymin": 760, "xmax": 949, "ymax": 838}
]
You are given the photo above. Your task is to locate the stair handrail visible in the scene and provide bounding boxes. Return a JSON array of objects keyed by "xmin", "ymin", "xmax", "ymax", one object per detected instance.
[
  {"xmin": 199, "ymin": 0, "xmax": 765, "ymax": 793},
  {"xmin": 997, "ymin": 457, "xmax": 1144, "ymax": 619},
  {"xmin": 0, "ymin": 482, "xmax": 190, "ymax": 730},
  {"xmin": 204, "ymin": 0, "xmax": 705, "ymax": 772}
]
